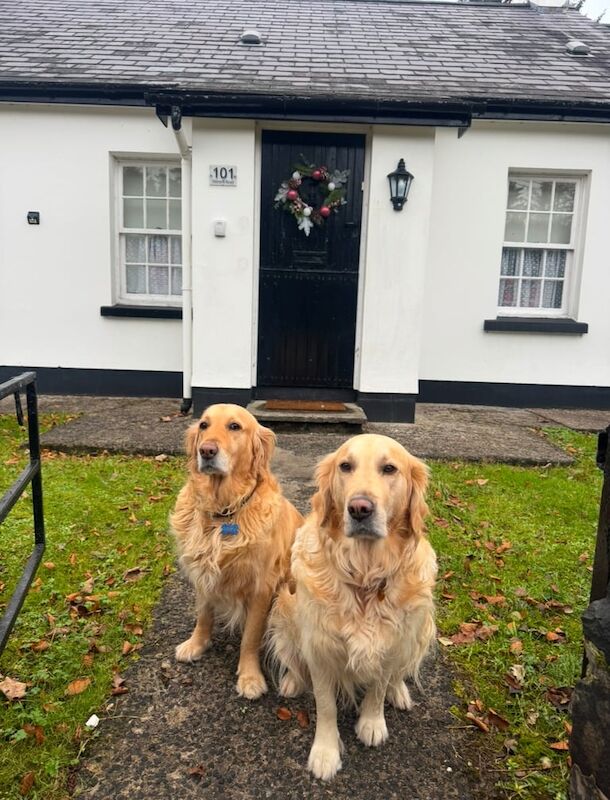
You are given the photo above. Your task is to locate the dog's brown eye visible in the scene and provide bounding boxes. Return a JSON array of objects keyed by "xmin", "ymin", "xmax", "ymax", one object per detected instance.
[
  {"xmin": 339, "ymin": 461, "xmax": 352, "ymax": 473},
  {"xmin": 199, "ymin": 421, "xmax": 208, "ymax": 430},
  {"xmin": 228, "ymin": 422, "xmax": 242, "ymax": 431},
  {"xmin": 382, "ymin": 464, "xmax": 397, "ymax": 474}
]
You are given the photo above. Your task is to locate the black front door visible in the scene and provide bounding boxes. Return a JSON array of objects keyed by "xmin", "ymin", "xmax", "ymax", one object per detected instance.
[{"xmin": 257, "ymin": 131, "xmax": 365, "ymax": 390}]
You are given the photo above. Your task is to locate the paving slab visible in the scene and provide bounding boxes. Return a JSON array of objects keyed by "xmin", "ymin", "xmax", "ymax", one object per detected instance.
[{"xmin": 527, "ymin": 408, "xmax": 610, "ymax": 433}]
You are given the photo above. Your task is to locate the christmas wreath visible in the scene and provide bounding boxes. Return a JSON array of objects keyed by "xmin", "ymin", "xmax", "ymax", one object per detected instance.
[{"xmin": 274, "ymin": 159, "xmax": 349, "ymax": 236}]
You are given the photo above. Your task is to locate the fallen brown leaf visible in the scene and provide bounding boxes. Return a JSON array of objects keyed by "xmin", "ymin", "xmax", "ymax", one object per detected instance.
[
  {"xmin": 65, "ymin": 678, "xmax": 91, "ymax": 696},
  {"xmin": 549, "ymin": 740, "xmax": 569, "ymax": 751},
  {"xmin": 122, "ymin": 641, "xmax": 133, "ymax": 656},
  {"xmin": 465, "ymin": 711, "xmax": 489, "ymax": 733},
  {"xmin": 0, "ymin": 676, "xmax": 28, "ymax": 701},
  {"xmin": 31, "ymin": 640, "xmax": 50, "ymax": 653},
  {"xmin": 188, "ymin": 764, "xmax": 206, "ymax": 779},
  {"xmin": 276, "ymin": 706, "xmax": 292, "ymax": 721},
  {"xmin": 510, "ymin": 639, "xmax": 523, "ymax": 655},
  {"xmin": 487, "ymin": 709, "xmax": 510, "ymax": 731},
  {"xmin": 545, "ymin": 686, "xmax": 573, "ymax": 710},
  {"xmin": 23, "ymin": 724, "xmax": 45, "ymax": 745},
  {"xmin": 19, "ymin": 771, "xmax": 35, "ymax": 796},
  {"xmin": 496, "ymin": 540, "xmax": 512, "ymax": 555},
  {"xmin": 43, "ymin": 562, "xmax": 55, "ymax": 570},
  {"xmin": 296, "ymin": 709, "xmax": 310, "ymax": 728}
]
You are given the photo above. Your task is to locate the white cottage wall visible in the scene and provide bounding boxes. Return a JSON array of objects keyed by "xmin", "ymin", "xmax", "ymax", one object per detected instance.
[
  {"xmin": 357, "ymin": 126, "xmax": 435, "ymax": 396},
  {"xmin": 419, "ymin": 121, "xmax": 610, "ymax": 388},
  {"xmin": 190, "ymin": 119, "xmax": 256, "ymax": 391},
  {"xmin": 0, "ymin": 104, "xmax": 182, "ymax": 375}
]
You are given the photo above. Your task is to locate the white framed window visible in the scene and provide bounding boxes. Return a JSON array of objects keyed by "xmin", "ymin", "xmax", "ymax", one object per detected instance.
[
  {"xmin": 115, "ymin": 161, "xmax": 182, "ymax": 305},
  {"xmin": 497, "ymin": 174, "xmax": 585, "ymax": 317}
]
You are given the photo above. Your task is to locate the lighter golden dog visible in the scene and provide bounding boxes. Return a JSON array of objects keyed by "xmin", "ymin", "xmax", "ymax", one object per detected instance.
[
  {"xmin": 171, "ymin": 404, "xmax": 303, "ymax": 699},
  {"xmin": 268, "ymin": 433, "xmax": 437, "ymax": 780}
]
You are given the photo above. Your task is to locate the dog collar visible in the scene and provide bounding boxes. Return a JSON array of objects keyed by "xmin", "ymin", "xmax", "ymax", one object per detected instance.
[{"xmin": 207, "ymin": 481, "xmax": 259, "ymax": 521}]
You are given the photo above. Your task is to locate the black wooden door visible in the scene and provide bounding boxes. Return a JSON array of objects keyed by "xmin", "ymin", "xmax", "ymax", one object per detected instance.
[{"xmin": 257, "ymin": 131, "xmax": 365, "ymax": 390}]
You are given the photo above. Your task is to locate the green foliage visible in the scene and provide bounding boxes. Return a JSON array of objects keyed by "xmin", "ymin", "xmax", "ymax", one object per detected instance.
[
  {"xmin": 429, "ymin": 429, "xmax": 601, "ymax": 799},
  {"xmin": 0, "ymin": 414, "xmax": 183, "ymax": 799}
]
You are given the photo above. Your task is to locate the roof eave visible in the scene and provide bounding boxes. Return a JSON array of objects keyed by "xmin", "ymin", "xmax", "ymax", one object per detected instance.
[{"xmin": 2, "ymin": 81, "xmax": 610, "ymax": 125}]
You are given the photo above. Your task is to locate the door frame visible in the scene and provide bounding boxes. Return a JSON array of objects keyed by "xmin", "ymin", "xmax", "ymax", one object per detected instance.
[{"xmin": 251, "ymin": 120, "xmax": 372, "ymax": 392}]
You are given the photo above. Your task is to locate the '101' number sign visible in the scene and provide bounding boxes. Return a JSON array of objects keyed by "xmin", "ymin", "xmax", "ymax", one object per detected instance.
[{"xmin": 209, "ymin": 165, "xmax": 237, "ymax": 186}]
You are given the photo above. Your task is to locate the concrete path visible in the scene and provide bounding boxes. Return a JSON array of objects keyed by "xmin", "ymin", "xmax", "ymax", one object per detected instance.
[
  {"xmin": 2, "ymin": 394, "xmax": 608, "ymax": 798},
  {"xmin": 4, "ymin": 393, "xmax": 606, "ymax": 464}
]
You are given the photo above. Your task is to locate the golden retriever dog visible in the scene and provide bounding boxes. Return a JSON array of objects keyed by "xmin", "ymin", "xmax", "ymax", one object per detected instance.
[
  {"xmin": 171, "ymin": 403, "xmax": 303, "ymax": 700},
  {"xmin": 268, "ymin": 433, "xmax": 437, "ymax": 780}
]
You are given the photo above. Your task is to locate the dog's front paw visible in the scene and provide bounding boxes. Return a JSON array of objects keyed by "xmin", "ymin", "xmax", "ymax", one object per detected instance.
[
  {"xmin": 279, "ymin": 670, "xmax": 306, "ymax": 698},
  {"xmin": 175, "ymin": 637, "xmax": 209, "ymax": 663},
  {"xmin": 308, "ymin": 743, "xmax": 342, "ymax": 781},
  {"xmin": 355, "ymin": 715, "xmax": 389, "ymax": 747},
  {"xmin": 236, "ymin": 671, "xmax": 268, "ymax": 700},
  {"xmin": 386, "ymin": 680, "xmax": 413, "ymax": 710}
]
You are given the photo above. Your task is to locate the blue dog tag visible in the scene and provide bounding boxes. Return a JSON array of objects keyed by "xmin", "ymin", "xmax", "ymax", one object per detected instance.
[{"xmin": 221, "ymin": 523, "xmax": 239, "ymax": 536}]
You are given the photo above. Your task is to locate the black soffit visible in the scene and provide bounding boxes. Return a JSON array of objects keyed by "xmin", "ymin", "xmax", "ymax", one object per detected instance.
[{"xmin": 3, "ymin": 82, "xmax": 610, "ymax": 125}]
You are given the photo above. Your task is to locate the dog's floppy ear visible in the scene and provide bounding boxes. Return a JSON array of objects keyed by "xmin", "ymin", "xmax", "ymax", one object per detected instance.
[
  {"xmin": 406, "ymin": 456, "xmax": 430, "ymax": 537},
  {"xmin": 185, "ymin": 422, "xmax": 200, "ymax": 469},
  {"xmin": 311, "ymin": 452, "xmax": 337, "ymax": 527},
  {"xmin": 253, "ymin": 423, "xmax": 276, "ymax": 477}
]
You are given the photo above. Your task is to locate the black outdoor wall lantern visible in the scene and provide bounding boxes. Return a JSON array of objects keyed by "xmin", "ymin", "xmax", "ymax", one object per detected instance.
[{"xmin": 387, "ymin": 159, "xmax": 414, "ymax": 211}]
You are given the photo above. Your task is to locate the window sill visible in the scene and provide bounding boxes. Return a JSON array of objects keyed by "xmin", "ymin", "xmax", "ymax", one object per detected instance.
[
  {"xmin": 100, "ymin": 305, "xmax": 182, "ymax": 320},
  {"xmin": 483, "ymin": 317, "xmax": 588, "ymax": 334}
]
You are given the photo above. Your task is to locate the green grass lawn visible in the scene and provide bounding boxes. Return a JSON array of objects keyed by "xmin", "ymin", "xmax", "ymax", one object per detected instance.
[
  {"xmin": 0, "ymin": 414, "xmax": 184, "ymax": 799},
  {"xmin": 0, "ymin": 414, "xmax": 603, "ymax": 799},
  {"xmin": 428, "ymin": 428, "xmax": 602, "ymax": 800}
]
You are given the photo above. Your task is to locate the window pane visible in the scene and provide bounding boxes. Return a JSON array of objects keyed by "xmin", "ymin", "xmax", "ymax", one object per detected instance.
[
  {"xmin": 123, "ymin": 198, "xmax": 144, "ymax": 228},
  {"xmin": 498, "ymin": 278, "xmax": 518, "ymax": 307},
  {"xmin": 171, "ymin": 267, "xmax": 183, "ymax": 295},
  {"xmin": 148, "ymin": 235, "xmax": 169, "ymax": 264},
  {"xmin": 170, "ymin": 236, "xmax": 182, "ymax": 265},
  {"xmin": 527, "ymin": 213, "xmax": 550, "ymax": 243},
  {"xmin": 545, "ymin": 250, "xmax": 566, "ymax": 278},
  {"xmin": 505, "ymin": 212, "xmax": 526, "ymax": 242},
  {"xmin": 530, "ymin": 181, "xmax": 552, "ymax": 211},
  {"xmin": 520, "ymin": 279, "xmax": 541, "ymax": 307},
  {"xmin": 123, "ymin": 166, "xmax": 143, "ymax": 196},
  {"xmin": 168, "ymin": 199, "xmax": 182, "ymax": 230},
  {"xmin": 149, "ymin": 266, "xmax": 169, "ymax": 295},
  {"xmin": 501, "ymin": 248, "xmax": 519, "ymax": 276},
  {"xmin": 554, "ymin": 182, "xmax": 575, "ymax": 212},
  {"xmin": 507, "ymin": 180, "xmax": 529, "ymax": 210},
  {"xmin": 542, "ymin": 280, "xmax": 563, "ymax": 309},
  {"xmin": 125, "ymin": 234, "xmax": 146, "ymax": 263},
  {"xmin": 146, "ymin": 167, "xmax": 167, "ymax": 198},
  {"xmin": 146, "ymin": 199, "xmax": 167, "ymax": 229},
  {"xmin": 550, "ymin": 214, "xmax": 573, "ymax": 244},
  {"xmin": 126, "ymin": 264, "xmax": 146, "ymax": 293},
  {"xmin": 169, "ymin": 168, "xmax": 181, "ymax": 198},
  {"xmin": 522, "ymin": 249, "xmax": 543, "ymax": 277}
]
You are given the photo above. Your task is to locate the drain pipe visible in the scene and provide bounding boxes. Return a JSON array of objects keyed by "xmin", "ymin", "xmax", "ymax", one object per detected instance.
[{"xmin": 170, "ymin": 106, "xmax": 193, "ymax": 415}]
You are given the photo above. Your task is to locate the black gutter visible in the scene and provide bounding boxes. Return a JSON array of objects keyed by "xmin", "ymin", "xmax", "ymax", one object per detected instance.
[{"xmin": 2, "ymin": 81, "xmax": 610, "ymax": 125}]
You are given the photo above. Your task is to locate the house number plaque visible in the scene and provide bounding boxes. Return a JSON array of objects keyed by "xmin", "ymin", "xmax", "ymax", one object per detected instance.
[{"xmin": 209, "ymin": 165, "xmax": 237, "ymax": 186}]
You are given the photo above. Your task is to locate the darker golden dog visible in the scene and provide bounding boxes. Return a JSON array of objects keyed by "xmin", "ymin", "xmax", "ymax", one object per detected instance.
[
  {"xmin": 269, "ymin": 433, "xmax": 437, "ymax": 779},
  {"xmin": 171, "ymin": 404, "xmax": 303, "ymax": 699}
]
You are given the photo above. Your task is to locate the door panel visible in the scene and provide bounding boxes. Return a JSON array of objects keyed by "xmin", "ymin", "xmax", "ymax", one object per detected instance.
[{"xmin": 257, "ymin": 131, "xmax": 365, "ymax": 389}]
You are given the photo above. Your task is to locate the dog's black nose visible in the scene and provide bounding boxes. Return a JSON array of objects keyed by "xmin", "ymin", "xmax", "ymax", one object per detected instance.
[
  {"xmin": 199, "ymin": 441, "xmax": 218, "ymax": 460},
  {"xmin": 348, "ymin": 496, "xmax": 375, "ymax": 521}
]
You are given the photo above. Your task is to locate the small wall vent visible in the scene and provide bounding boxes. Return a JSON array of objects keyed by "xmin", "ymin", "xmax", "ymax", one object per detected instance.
[
  {"xmin": 240, "ymin": 29, "xmax": 262, "ymax": 45},
  {"xmin": 566, "ymin": 39, "xmax": 590, "ymax": 55}
]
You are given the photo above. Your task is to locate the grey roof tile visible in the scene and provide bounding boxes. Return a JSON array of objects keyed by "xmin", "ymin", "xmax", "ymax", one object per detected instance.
[{"xmin": 0, "ymin": 0, "xmax": 609, "ymax": 104}]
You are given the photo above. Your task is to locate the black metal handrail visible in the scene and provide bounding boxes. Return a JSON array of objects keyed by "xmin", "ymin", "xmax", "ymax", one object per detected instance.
[{"xmin": 0, "ymin": 371, "xmax": 45, "ymax": 654}]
